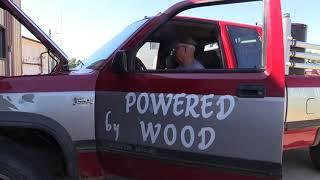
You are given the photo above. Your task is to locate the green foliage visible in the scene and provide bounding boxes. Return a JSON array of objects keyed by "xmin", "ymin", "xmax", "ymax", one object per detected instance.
[{"xmin": 68, "ymin": 58, "xmax": 81, "ymax": 68}]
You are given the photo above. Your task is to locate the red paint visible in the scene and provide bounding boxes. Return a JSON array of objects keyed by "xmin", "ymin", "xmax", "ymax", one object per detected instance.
[
  {"xmin": 78, "ymin": 151, "xmax": 276, "ymax": 179},
  {"xmin": 0, "ymin": 72, "xmax": 98, "ymax": 93},
  {"xmin": 164, "ymin": 1, "xmax": 192, "ymax": 16},
  {"xmin": 98, "ymin": 152, "xmax": 275, "ymax": 180},
  {"xmin": 220, "ymin": 21, "xmax": 237, "ymax": 68},
  {"xmin": 97, "ymin": 67, "xmax": 284, "ymax": 96},
  {"xmin": 78, "ymin": 152, "xmax": 104, "ymax": 177},
  {"xmin": 264, "ymin": 0, "xmax": 285, "ymax": 97},
  {"xmin": 286, "ymin": 75, "xmax": 320, "ymax": 87},
  {"xmin": 283, "ymin": 128, "xmax": 318, "ymax": 151}
]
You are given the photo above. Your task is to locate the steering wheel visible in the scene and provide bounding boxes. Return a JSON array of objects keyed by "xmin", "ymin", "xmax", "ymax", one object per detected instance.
[{"xmin": 135, "ymin": 57, "xmax": 147, "ymax": 71}]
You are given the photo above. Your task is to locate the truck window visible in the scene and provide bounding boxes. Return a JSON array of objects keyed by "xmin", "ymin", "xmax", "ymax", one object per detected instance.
[
  {"xmin": 227, "ymin": 26, "xmax": 262, "ymax": 69},
  {"xmin": 204, "ymin": 43, "xmax": 219, "ymax": 52},
  {"xmin": 136, "ymin": 42, "xmax": 160, "ymax": 70},
  {"xmin": 133, "ymin": 1, "xmax": 263, "ymax": 72},
  {"xmin": 85, "ymin": 19, "xmax": 149, "ymax": 69},
  {"xmin": 135, "ymin": 18, "xmax": 224, "ymax": 71}
]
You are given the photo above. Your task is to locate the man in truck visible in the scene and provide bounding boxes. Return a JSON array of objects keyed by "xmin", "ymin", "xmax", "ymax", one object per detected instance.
[{"xmin": 174, "ymin": 37, "xmax": 205, "ymax": 70}]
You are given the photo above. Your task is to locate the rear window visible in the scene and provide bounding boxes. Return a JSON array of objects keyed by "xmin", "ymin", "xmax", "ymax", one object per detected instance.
[{"xmin": 228, "ymin": 26, "xmax": 262, "ymax": 69}]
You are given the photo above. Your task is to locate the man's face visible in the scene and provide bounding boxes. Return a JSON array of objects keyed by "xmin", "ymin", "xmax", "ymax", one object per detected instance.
[{"xmin": 174, "ymin": 43, "xmax": 194, "ymax": 66}]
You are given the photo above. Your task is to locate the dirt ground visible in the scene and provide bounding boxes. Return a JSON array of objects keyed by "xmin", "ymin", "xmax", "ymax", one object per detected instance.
[{"xmin": 283, "ymin": 148, "xmax": 320, "ymax": 179}]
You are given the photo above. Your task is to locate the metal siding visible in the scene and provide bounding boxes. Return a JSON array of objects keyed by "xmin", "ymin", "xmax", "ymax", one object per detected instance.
[
  {"xmin": 287, "ymin": 87, "xmax": 320, "ymax": 122},
  {"xmin": 12, "ymin": 17, "xmax": 21, "ymax": 76},
  {"xmin": 0, "ymin": 91, "xmax": 96, "ymax": 141},
  {"xmin": 0, "ymin": 9, "xmax": 4, "ymax": 26},
  {"xmin": 0, "ymin": 61, "xmax": 5, "ymax": 76},
  {"xmin": 22, "ymin": 64, "xmax": 41, "ymax": 75},
  {"xmin": 0, "ymin": 0, "xmax": 21, "ymax": 77},
  {"xmin": 0, "ymin": 9, "xmax": 5, "ymax": 76},
  {"xmin": 96, "ymin": 91, "xmax": 284, "ymax": 163},
  {"xmin": 12, "ymin": 0, "xmax": 21, "ymax": 76},
  {"xmin": 21, "ymin": 37, "xmax": 48, "ymax": 75}
]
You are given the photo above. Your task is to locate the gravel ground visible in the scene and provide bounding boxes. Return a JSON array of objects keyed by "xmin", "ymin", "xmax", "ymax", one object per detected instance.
[{"xmin": 283, "ymin": 148, "xmax": 320, "ymax": 179}]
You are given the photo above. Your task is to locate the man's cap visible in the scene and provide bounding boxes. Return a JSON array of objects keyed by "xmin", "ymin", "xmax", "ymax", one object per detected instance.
[{"xmin": 175, "ymin": 37, "xmax": 197, "ymax": 46}]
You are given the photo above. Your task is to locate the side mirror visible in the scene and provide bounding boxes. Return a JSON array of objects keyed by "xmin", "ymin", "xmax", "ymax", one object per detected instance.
[{"xmin": 112, "ymin": 50, "xmax": 128, "ymax": 73}]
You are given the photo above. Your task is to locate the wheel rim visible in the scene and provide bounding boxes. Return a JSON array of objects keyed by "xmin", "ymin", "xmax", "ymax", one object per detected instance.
[{"xmin": 0, "ymin": 174, "xmax": 11, "ymax": 180}]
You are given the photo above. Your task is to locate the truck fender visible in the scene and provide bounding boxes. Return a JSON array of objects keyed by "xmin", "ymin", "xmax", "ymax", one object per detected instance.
[{"xmin": 0, "ymin": 111, "xmax": 79, "ymax": 179}]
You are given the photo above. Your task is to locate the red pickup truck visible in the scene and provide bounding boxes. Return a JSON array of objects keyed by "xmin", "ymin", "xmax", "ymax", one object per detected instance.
[{"xmin": 0, "ymin": 0, "xmax": 319, "ymax": 179}]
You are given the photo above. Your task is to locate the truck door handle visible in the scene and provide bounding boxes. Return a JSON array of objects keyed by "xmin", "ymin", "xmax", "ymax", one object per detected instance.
[{"xmin": 237, "ymin": 85, "xmax": 265, "ymax": 98}]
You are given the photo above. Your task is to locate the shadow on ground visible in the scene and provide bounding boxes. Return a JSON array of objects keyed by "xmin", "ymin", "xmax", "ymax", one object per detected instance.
[{"xmin": 283, "ymin": 148, "xmax": 320, "ymax": 179}]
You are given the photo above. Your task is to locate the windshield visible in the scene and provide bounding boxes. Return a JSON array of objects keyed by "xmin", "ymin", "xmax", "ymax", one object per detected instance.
[{"xmin": 81, "ymin": 19, "xmax": 149, "ymax": 69}]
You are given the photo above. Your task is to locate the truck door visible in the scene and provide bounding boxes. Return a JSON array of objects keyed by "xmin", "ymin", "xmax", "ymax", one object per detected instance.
[{"xmin": 95, "ymin": 0, "xmax": 285, "ymax": 179}]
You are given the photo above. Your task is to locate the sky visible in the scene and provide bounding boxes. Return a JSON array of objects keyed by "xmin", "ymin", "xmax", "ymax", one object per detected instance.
[{"xmin": 21, "ymin": 0, "xmax": 320, "ymax": 60}]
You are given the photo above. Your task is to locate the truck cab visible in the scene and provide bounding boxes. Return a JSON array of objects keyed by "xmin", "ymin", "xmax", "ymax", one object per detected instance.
[{"xmin": 92, "ymin": 1, "xmax": 284, "ymax": 178}]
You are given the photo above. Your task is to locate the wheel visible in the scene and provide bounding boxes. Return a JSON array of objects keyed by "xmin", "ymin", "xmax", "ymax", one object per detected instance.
[
  {"xmin": 0, "ymin": 141, "xmax": 50, "ymax": 180},
  {"xmin": 310, "ymin": 145, "xmax": 320, "ymax": 169}
]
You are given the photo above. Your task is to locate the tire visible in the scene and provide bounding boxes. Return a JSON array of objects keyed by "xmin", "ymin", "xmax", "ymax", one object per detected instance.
[
  {"xmin": 310, "ymin": 145, "xmax": 320, "ymax": 170},
  {"xmin": 0, "ymin": 141, "xmax": 50, "ymax": 180}
]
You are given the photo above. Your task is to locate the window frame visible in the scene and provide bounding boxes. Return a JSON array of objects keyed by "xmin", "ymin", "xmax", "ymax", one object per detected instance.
[
  {"xmin": 0, "ymin": 24, "xmax": 6, "ymax": 60},
  {"xmin": 131, "ymin": 20, "xmax": 265, "ymax": 74},
  {"xmin": 136, "ymin": 41, "xmax": 161, "ymax": 70},
  {"xmin": 226, "ymin": 25, "xmax": 264, "ymax": 70},
  {"xmin": 132, "ymin": 19, "xmax": 230, "ymax": 73}
]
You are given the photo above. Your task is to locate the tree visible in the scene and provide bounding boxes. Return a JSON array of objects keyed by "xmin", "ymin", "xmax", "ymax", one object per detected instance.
[{"xmin": 68, "ymin": 58, "xmax": 82, "ymax": 69}]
